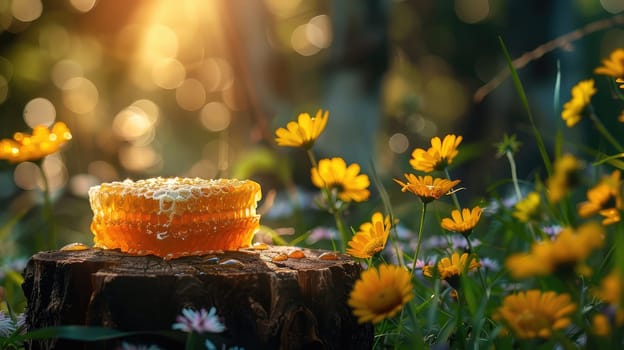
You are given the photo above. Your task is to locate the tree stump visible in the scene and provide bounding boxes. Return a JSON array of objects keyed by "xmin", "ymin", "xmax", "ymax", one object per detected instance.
[{"xmin": 22, "ymin": 246, "xmax": 373, "ymax": 350}]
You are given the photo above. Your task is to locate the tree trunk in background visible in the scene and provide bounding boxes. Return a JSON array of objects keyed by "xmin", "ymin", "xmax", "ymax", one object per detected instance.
[{"xmin": 22, "ymin": 247, "xmax": 372, "ymax": 350}]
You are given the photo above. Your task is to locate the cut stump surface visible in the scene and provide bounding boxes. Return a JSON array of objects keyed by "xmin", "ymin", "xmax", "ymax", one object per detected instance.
[{"xmin": 22, "ymin": 246, "xmax": 372, "ymax": 350}]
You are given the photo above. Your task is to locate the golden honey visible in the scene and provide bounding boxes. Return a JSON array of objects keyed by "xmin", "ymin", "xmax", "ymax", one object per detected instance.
[{"xmin": 88, "ymin": 177, "xmax": 262, "ymax": 259}]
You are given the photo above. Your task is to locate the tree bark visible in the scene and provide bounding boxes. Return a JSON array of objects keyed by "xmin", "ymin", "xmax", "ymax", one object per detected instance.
[{"xmin": 22, "ymin": 246, "xmax": 372, "ymax": 350}]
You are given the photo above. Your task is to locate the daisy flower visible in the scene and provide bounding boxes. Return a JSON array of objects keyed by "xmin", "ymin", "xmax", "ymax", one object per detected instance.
[
  {"xmin": 594, "ymin": 48, "xmax": 624, "ymax": 80},
  {"xmin": 409, "ymin": 134, "xmax": 463, "ymax": 172},
  {"xmin": 275, "ymin": 109, "xmax": 329, "ymax": 149},
  {"xmin": 348, "ymin": 264, "xmax": 413, "ymax": 324},
  {"xmin": 394, "ymin": 174, "xmax": 460, "ymax": 203},
  {"xmin": 172, "ymin": 307, "xmax": 226, "ymax": 334},
  {"xmin": 423, "ymin": 252, "xmax": 481, "ymax": 289},
  {"xmin": 494, "ymin": 290, "xmax": 576, "ymax": 339},
  {"xmin": 505, "ymin": 222, "xmax": 604, "ymax": 279},
  {"xmin": 346, "ymin": 212, "xmax": 391, "ymax": 259},
  {"xmin": 440, "ymin": 206, "xmax": 483, "ymax": 237},
  {"xmin": 311, "ymin": 157, "xmax": 370, "ymax": 202}
]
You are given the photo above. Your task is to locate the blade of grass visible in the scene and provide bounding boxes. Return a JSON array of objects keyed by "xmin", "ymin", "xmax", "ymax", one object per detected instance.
[
  {"xmin": 369, "ymin": 159, "xmax": 405, "ymax": 266},
  {"xmin": 499, "ymin": 36, "xmax": 552, "ymax": 175},
  {"xmin": 553, "ymin": 59, "xmax": 561, "ymax": 117}
]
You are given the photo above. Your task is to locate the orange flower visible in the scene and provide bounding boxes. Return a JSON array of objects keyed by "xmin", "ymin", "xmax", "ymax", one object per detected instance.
[
  {"xmin": 512, "ymin": 192, "xmax": 541, "ymax": 222},
  {"xmin": 348, "ymin": 264, "xmax": 414, "ymax": 324},
  {"xmin": 0, "ymin": 122, "xmax": 72, "ymax": 163},
  {"xmin": 275, "ymin": 109, "xmax": 328, "ymax": 149},
  {"xmin": 394, "ymin": 174, "xmax": 460, "ymax": 203},
  {"xmin": 494, "ymin": 290, "xmax": 576, "ymax": 339},
  {"xmin": 311, "ymin": 157, "xmax": 370, "ymax": 202},
  {"xmin": 505, "ymin": 222, "xmax": 604, "ymax": 279},
  {"xmin": 346, "ymin": 212, "xmax": 391, "ymax": 259},
  {"xmin": 440, "ymin": 206, "xmax": 482, "ymax": 236},
  {"xmin": 409, "ymin": 134, "xmax": 462, "ymax": 172},
  {"xmin": 546, "ymin": 154, "xmax": 581, "ymax": 203},
  {"xmin": 578, "ymin": 170, "xmax": 622, "ymax": 225},
  {"xmin": 594, "ymin": 48, "xmax": 624, "ymax": 79},
  {"xmin": 561, "ymin": 79, "xmax": 596, "ymax": 127},
  {"xmin": 423, "ymin": 252, "xmax": 480, "ymax": 289}
]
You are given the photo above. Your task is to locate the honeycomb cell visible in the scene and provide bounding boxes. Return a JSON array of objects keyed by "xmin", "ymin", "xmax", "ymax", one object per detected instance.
[{"xmin": 88, "ymin": 177, "xmax": 262, "ymax": 259}]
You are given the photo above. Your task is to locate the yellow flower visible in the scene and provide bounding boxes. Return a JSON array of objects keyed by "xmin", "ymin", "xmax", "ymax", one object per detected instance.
[
  {"xmin": 423, "ymin": 252, "xmax": 480, "ymax": 288},
  {"xmin": 578, "ymin": 170, "xmax": 621, "ymax": 225},
  {"xmin": 505, "ymin": 222, "xmax": 604, "ymax": 279},
  {"xmin": 512, "ymin": 192, "xmax": 541, "ymax": 222},
  {"xmin": 592, "ymin": 314, "xmax": 612, "ymax": 336},
  {"xmin": 561, "ymin": 79, "xmax": 596, "ymax": 127},
  {"xmin": 348, "ymin": 264, "xmax": 414, "ymax": 324},
  {"xmin": 275, "ymin": 109, "xmax": 329, "ymax": 149},
  {"xmin": 0, "ymin": 122, "xmax": 72, "ymax": 163},
  {"xmin": 440, "ymin": 206, "xmax": 482, "ymax": 236},
  {"xmin": 346, "ymin": 212, "xmax": 391, "ymax": 259},
  {"xmin": 594, "ymin": 48, "xmax": 624, "ymax": 79},
  {"xmin": 546, "ymin": 154, "xmax": 581, "ymax": 203},
  {"xmin": 311, "ymin": 157, "xmax": 370, "ymax": 202},
  {"xmin": 394, "ymin": 174, "xmax": 460, "ymax": 204},
  {"xmin": 619, "ymin": 109, "xmax": 624, "ymax": 123},
  {"xmin": 617, "ymin": 78, "xmax": 624, "ymax": 90},
  {"xmin": 594, "ymin": 270, "xmax": 622, "ymax": 305},
  {"xmin": 591, "ymin": 270, "xmax": 624, "ymax": 336},
  {"xmin": 409, "ymin": 134, "xmax": 462, "ymax": 172},
  {"xmin": 494, "ymin": 290, "xmax": 576, "ymax": 339}
]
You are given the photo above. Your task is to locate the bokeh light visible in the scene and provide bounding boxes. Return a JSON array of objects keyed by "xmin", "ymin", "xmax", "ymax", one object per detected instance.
[
  {"xmin": 68, "ymin": 0, "xmax": 98, "ymax": 13},
  {"xmin": 455, "ymin": 0, "xmax": 489, "ymax": 24},
  {"xmin": 51, "ymin": 59, "xmax": 84, "ymax": 88},
  {"xmin": 176, "ymin": 78, "xmax": 206, "ymax": 111},
  {"xmin": 41, "ymin": 154, "xmax": 68, "ymax": 191},
  {"xmin": 112, "ymin": 106, "xmax": 156, "ymax": 142},
  {"xmin": 600, "ymin": 0, "xmax": 624, "ymax": 14},
  {"xmin": 200, "ymin": 101, "xmax": 231, "ymax": 132},
  {"xmin": 151, "ymin": 57, "xmax": 185, "ymax": 89},
  {"xmin": 87, "ymin": 160, "xmax": 119, "ymax": 182},
  {"xmin": 11, "ymin": 0, "xmax": 43, "ymax": 23},
  {"xmin": 13, "ymin": 162, "xmax": 40, "ymax": 191},
  {"xmin": 23, "ymin": 97, "xmax": 56, "ymax": 128},
  {"xmin": 388, "ymin": 133, "xmax": 409, "ymax": 154},
  {"xmin": 291, "ymin": 24, "xmax": 321, "ymax": 56},
  {"xmin": 186, "ymin": 159, "xmax": 218, "ymax": 178},
  {"xmin": 69, "ymin": 173, "xmax": 100, "ymax": 198},
  {"xmin": 119, "ymin": 145, "xmax": 162, "ymax": 172},
  {"xmin": 307, "ymin": 15, "xmax": 332, "ymax": 49},
  {"xmin": 61, "ymin": 77, "xmax": 99, "ymax": 114}
]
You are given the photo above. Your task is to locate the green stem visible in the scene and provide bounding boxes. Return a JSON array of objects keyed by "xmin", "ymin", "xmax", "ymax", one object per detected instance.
[
  {"xmin": 505, "ymin": 150, "xmax": 523, "ymax": 202},
  {"xmin": 307, "ymin": 149, "xmax": 345, "ymax": 250},
  {"xmin": 411, "ymin": 203, "xmax": 428, "ymax": 273},
  {"xmin": 444, "ymin": 168, "xmax": 461, "ymax": 211},
  {"xmin": 38, "ymin": 163, "xmax": 56, "ymax": 251},
  {"xmin": 306, "ymin": 149, "xmax": 318, "ymax": 169},
  {"xmin": 333, "ymin": 209, "xmax": 349, "ymax": 252},
  {"xmin": 588, "ymin": 106, "xmax": 624, "ymax": 153}
]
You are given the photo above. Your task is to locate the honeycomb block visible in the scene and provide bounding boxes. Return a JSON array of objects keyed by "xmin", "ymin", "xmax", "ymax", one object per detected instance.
[{"xmin": 88, "ymin": 177, "xmax": 262, "ymax": 259}]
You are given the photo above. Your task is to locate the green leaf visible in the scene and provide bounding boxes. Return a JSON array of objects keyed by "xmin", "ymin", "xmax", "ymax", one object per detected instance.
[{"xmin": 498, "ymin": 36, "xmax": 552, "ymax": 175}]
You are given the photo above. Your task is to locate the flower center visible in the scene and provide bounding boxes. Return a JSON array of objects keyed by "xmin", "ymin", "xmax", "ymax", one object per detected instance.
[
  {"xmin": 363, "ymin": 238, "xmax": 385, "ymax": 256},
  {"xmin": 517, "ymin": 310, "xmax": 550, "ymax": 336},
  {"xmin": 370, "ymin": 288, "xmax": 402, "ymax": 314}
]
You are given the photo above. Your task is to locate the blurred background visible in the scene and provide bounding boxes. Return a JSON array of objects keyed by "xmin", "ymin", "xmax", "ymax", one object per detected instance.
[{"xmin": 1, "ymin": 0, "xmax": 623, "ymax": 258}]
